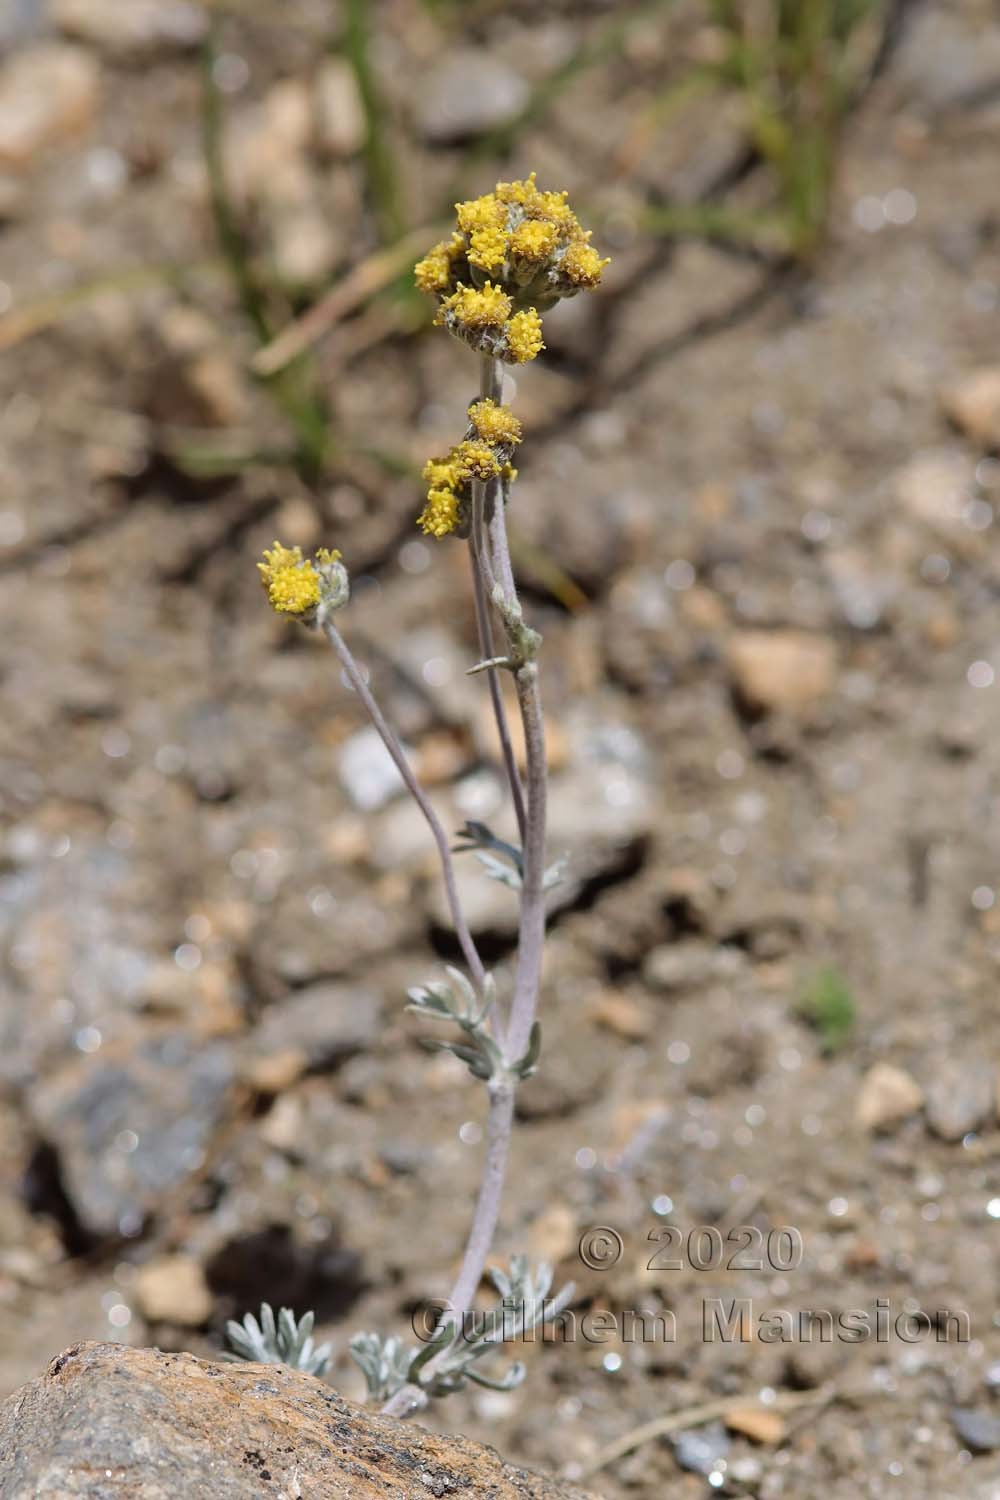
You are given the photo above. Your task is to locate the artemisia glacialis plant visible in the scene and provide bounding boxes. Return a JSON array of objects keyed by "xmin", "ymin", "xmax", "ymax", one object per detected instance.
[{"xmin": 245, "ymin": 175, "xmax": 608, "ymax": 1418}]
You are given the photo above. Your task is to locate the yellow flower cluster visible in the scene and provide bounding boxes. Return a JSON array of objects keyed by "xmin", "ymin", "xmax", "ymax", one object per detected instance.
[
  {"xmin": 418, "ymin": 405, "xmax": 523, "ymax": 540},
  {"xmin": 418, "ymin": 487, "xmax": 461, "ymax": 540},
  {"xmin": 505, "ymin": 309, "xmax": 544, "ymax": 364},
  {"xmin": 468, "ymin": 398, "xmax": 522, "ymax": 447},
  {"xmin": 413, "ymin": 172, "xmax": 608, "ymax": 364},
  {"xmin": 257, "ymin": 542, "xmax": 343, "ymax": 616},
  {"xmin": 440, "ymin": 281, "xmax": 512, "ymax": 330}
]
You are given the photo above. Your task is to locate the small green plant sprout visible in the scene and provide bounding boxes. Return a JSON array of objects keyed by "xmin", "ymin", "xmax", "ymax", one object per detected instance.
[
  {"xmin": 797, "ymin": 965, "xmax": 856, "ymax": 1054},
  {"xmin": 254, "ymin": 173, "xmax": 608, "ymax": 1419},
  {"xmin": 226, "ymin": 1303, "xmax": 332, "ymax": 1377}
]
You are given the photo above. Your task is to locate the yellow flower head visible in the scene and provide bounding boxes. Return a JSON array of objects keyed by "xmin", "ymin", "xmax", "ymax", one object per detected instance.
[
  {"xmin": 257, "ymin": 541, "xmax": 345, "ymax": 616},
  {"xmin": 509, "ymin": 219, "xmax": 558, "ymax": 264},
  {"xmin": 532, "ymin": 189, "xmax": 579, "ymax": 235},
  {"xmin": 442, "ymin": 281, "xmax": 512, "ymax": 330},
  {"xmin": 414, "ymin": 243, "xmax": 452, "ymax": 294},
  {"xmin": 503, "ymin": 308, "xmax": 544, "ymax": 364},
  {"xmin": 494, "ymin": 172, "xmax": 540, "ymax": 207},
  {"xmin": 559, "ymin": 241, "xmax": 610, "ymax": 288},
  {"xmin": 257, "ymin": 541, "xmax": 321, "ymax": 616},
  {"xmin": 418, "ymin": 487, "xmax": 461, "ymax": 538},
  {"xmin": 455, "ymin": 193, "xmax": 507, "ymax": 236},
  {"xmin": 453, "ymin": 440, "xmax": 501, "ymax": 483},
  {"xmin": 422, "ymin": 455, "xmax": 461, "ymax": 490},
  {"xmin": 468, "ymin": 399, "xmax": 522, "ymax": 448},
  {"xmin": 467, "ymin": 226, "xmax": 509, "ymax": 274}
]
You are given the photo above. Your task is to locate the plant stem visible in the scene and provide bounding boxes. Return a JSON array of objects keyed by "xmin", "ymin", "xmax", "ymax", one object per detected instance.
[
  {"xmin": 381, "ymin": 358, "xmax": 549, "ymax": 1422},
  {"xmin": 470, "ymin": 490, "xmax": 527, "ymax": 843},
  {"xmin": 480, "ymin": 355, "xmax": 548, "ymax": 1061},
  {"xmin": 380, "ymin": 1078, "xmax": 516, "ymax": 1420},
  {"xmin": 443, "ymin": 1082, "xmax": 515, "ymax": 1321},
  {"xmin": 320, "ymin": 615, "xmax": 486, "ymax": 996}
]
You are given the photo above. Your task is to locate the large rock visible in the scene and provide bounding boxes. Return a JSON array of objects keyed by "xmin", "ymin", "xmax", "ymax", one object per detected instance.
[{"xmin": 0, "ymin": 1342, "xmax": 597, "ymax": 1499}]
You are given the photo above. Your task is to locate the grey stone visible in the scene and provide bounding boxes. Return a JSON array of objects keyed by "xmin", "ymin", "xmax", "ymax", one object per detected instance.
[
  {"xmin": 673, "ymin": 1420, "xmax": 730, "ymax": 1475},
  {"xmin": 893, "ymin": 10, "xmax": 1000, "ymax": 113},
  {"xmin": 53, "ymin": 0, "xmax": 207, "ymax": 55},
  {"xmin": 952, "ymin": 1407, "xmax": 1000, "ymax": 1452},
  {"xmin": 416, "ymin": 51, "xmax": 529, "ymax": 143},
  {"xmin": 248, "ymin": 983, "xmax": 379, "ymax": 1070},
  {"xmin": 314, "ymin": 56, "xmax": 365, "ymax": 157},
  {"xmin": 926, "ymin": 1059, "xmax": 993, "ymax": 1142},
  {"xmin": 643, "ymin": 940, "xmax": 717, "ymax": 994},
  {"xmin": 29, "ymin": 1031, "xmax": 234, "ymax": 1239},
  {"xmin": 338, "ymin": 725, "xmax": 408, "ymax": 811}
]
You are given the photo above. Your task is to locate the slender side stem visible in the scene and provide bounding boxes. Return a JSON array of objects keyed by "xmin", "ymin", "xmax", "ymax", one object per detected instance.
[
  {"xmin": 321, "ymin": 616, "xmax": 486, "ymax": 995},
  {"xmin": 470, "ymin": 492, "xmax": 527, "ymax": 843}
]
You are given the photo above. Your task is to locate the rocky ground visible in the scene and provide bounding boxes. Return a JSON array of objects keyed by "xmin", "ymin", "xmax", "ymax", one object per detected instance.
[{"xmin": 2, "ymin": 1, "xmax": 1000, "ymax": 1496}]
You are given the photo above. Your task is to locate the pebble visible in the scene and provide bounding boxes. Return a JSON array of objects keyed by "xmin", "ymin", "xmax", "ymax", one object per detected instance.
[
  {"xmin": 223, "ymin": 80, "xmax": 312, "ymax": 207},
  {"xmin": 588, "ymin": 993, "xmax": 650, "ymax": 1041},
  {"xmin": 338, "ymin": 726, "xmax": 409, "ymax": 812},
  {"xmin": 952, "ymin": 1407, "xmax": 1000, "ymax": 1452},
  {"xmin": 248, "ymin": 984, "xmax": 379, "ymax": 1072},
  {"xmin": 895, "ymin": 9, "xmax": 1000, "ymax": 112},
  {"xmin": 0, "ymin": 44, "xmax": 101, "ymax": 171},
  {"xmin": 892, "ymin": 448, "xmax": 972, "ymax": 533},
  {"xmin": 426, "ymin": 857, "xmax": 520, "ymax": 941},
  {"xmin": 856, "ymin": 1063, "xmax": 925, "ymax": 1133},
  {"xmin": 257, "ymin": 1092, "xmax": 304, "ymax": 1154},
  {"xmin": 643, "ymin": 940, "xmax": 716, "ymax": 994},
  {"xmin": 134, "ymin": 1254, "xmax": 212, "ymax": 1326},
  {"xmin": 415, "ymin": 51, "xmax": 529, "ymax": 143},
  {"xmin": 241, "ymin": 1048, "xmax": 308, "ymax": 1096},
  {"xmin": 673, "ymin": 1421, "xmax": 730, "ymax": 1475},
  {"xmin": 54, "ymin": 0, "xmax": 207, "ymax": 55},
  {"xmin": 925, "ymin": 1058, "xmax": 993, "ymax": 1142},
  {"xmin": 724, "ymin": 1406, "xmax": 787, "ymax": 1445},
  {"xmin": 727, "ymin": 630, "xmax": 836, "ymax": 716},
  {"xmin": 941, "ymin": 367, "xmax": 1000, "ymax": 450},
  {"xmin": 271, "ymin": 203, "xmax": 341, "ymax": 286},
  {"xmin": 313, "ymin": 57, "xmax": 366, "ymax": 157}
]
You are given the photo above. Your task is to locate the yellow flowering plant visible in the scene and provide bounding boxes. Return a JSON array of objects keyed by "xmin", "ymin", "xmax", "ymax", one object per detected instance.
[{"xmin": 252, "ymin": 175, "xmax": 607, "ymax": 1416}]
